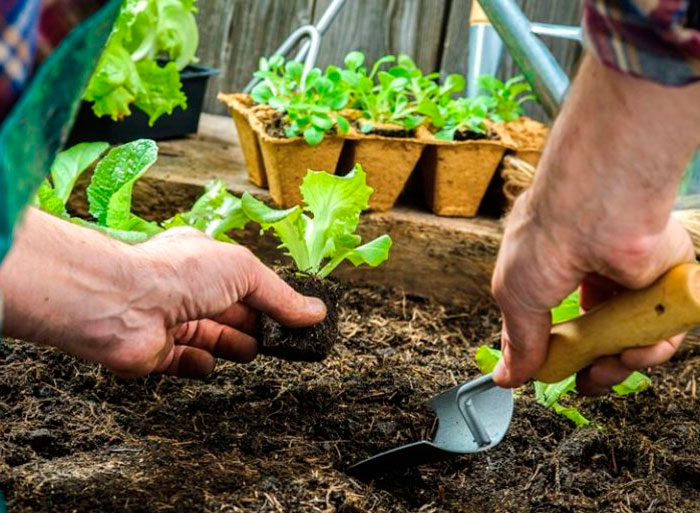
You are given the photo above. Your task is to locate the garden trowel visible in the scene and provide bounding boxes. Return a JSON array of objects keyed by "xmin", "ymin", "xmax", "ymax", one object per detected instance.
[{"xmin": 348, "ymin": 263, "xmax": 700, "ymax": 477}]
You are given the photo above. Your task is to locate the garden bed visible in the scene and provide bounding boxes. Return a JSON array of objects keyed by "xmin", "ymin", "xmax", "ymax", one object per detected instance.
[{"xmin": 2, "ymin": 284, "xmax": 700, "ymax": 512}]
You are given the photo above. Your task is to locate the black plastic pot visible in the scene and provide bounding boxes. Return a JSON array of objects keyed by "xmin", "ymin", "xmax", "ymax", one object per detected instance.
[{"xmin": 68, "ymin": 64, "xmax": 219, "ymax": 145}]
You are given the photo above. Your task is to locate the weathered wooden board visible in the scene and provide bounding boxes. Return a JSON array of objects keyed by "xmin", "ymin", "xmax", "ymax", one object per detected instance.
[
  {"xmin": 68, "ymin": 114, "xmax": 503, "ymax": 306},
  {"xmin": 311, "ymin": 0, "xmax": 449, "ymax": 74}
]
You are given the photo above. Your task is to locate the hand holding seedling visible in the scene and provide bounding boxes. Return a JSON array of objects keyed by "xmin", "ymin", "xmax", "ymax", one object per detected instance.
[
  {"xmin": 0, "ymin": 209, "xmax": 326, "ymax": 378},
  {"xmin": 492, "ymin": 55, "xmax": 700, "ymax": 395}
]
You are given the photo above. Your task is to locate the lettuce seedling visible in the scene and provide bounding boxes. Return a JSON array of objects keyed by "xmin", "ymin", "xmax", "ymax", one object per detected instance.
[
  {"xmin": 251, "ymin": 56, "xmax": 350, "ymax": 145},
  {"xmin": 241, "ymin": 164, "xmax": 392, "ymax": 278},
  {"xmin": 418, "ymin": 96, "xmax": 493, "ymax": 141},
  {"xmin": 477, "ymin": 74, "xmax": 536, "ymax": 122},
  {"xmin": 475, "ymin": 290, "xmax": 651, "ymax": 426},
  {"xmin": 163, "ymin": 180, "xmax": 249, "ymax": 242},
  {"xmin": 84, "ymin": 0, "xmax": 197, "ymax": 125}
]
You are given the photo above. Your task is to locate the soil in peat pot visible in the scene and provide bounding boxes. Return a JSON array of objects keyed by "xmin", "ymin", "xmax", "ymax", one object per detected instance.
[
  {"xmin": 2, "ymin": 284, "xmax": 700, "ymax": 512},
  {"xmin": 256, "ymin": 269, "xmax": 341, "ymax": 361}
]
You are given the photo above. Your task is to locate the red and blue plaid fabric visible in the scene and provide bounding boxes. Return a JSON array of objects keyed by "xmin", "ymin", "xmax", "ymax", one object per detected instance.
[
  {"xmin": 0, "ymin": 0, "xmax": 103, "ymax": 120},
  {"xmin": 585, "ymin": 0, "xmax": 700, "ymax": 85},
  {"xmin": 0, "ymin": 0, "xmax": 41, "ymax": 119}
]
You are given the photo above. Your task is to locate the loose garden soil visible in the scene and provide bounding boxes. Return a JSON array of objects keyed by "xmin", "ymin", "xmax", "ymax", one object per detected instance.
[{"xmin": 2, "ymin": 284, "xmax": 700, "ymax": 512}]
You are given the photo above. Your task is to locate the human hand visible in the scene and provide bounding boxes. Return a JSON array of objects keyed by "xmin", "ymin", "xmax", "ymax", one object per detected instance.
[
  {"xmin": 491, "ymin": 56, "xmax": 700, "ymax": 395},
  {"xmin": 0, "ymin": 209, "xmax": 326, "ymax": 378}
]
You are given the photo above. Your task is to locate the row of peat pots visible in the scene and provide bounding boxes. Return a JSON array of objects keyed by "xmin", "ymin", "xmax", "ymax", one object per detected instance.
[{"xmin": 220, "ymin": 93, "xmax": 548, "ymax": 217}]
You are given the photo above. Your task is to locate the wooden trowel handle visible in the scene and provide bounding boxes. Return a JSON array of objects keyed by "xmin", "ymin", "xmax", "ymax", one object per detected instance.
[{"xmin": 534, "ymin": 263, "xmax": 700, "ymax": 383}]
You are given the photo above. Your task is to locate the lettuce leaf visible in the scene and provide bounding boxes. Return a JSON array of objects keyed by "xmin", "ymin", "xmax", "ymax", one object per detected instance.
[
  {"xmin": 163, "ymin": 180, "xmax": 249, "ymax": 242},
  {"xmin": 612, "ymin": 371, "xmax": 651, "ymax": 395},
  {"xmin": 35, "ymin": 180, "xmax": 68, "ymax": 218},
  {"xmin": 134, "ymin": 60, "xmax": 187, "ymax": 125},
  {"xmin": 51, "ymin": 142, "xmax": 109, "ymax": 203},
  {"xmin": 86, "ymin": 139, "xmax": 161, "ymax": 236},
  {"xmin": 84, "ymin": 0, "xmax": 198, "ymax": 124},
  {"xmin": 241, "ymin": 165, "xmax": 391, "ymax": 276}
]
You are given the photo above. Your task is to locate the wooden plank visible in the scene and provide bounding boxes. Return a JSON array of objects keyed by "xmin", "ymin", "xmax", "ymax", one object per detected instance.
[
  {"xmin": 68, "ymin": 113, "xmax": 502, "ymax": 306},
  {"xmin": 195, "ymin": 0, "xmax": 312, "ymax": 115},
  {"xmin": 311, "ymin": 0, "xmax": 450, "ymax": 73},
  {"xmin": 439, "ymin": 0, "xmax": 473, "ymax": 80}
]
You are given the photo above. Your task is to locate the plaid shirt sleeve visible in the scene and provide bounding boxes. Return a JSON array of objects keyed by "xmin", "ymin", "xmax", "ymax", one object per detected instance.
[
  {"xmin": 584, "ymin": 0, "xmax": 700, "ymax": 85},
  {"xmin": 0, "ymin": 0, "xmax": 104, "ymax": 120},
  {"xmin": 0, "ymin": 0, "xmax": 41, "ymax": 120}
]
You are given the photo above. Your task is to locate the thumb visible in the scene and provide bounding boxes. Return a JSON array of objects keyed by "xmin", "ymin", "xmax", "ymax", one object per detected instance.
[{"xmin": 240, "ymin": 256, "xmax": 327, "ymax": 327}]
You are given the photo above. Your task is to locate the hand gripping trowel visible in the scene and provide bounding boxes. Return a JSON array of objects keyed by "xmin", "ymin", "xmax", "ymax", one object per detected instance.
[{"xmin": 348, "ymin": 263, "xmax": 700, "ymax": 477}]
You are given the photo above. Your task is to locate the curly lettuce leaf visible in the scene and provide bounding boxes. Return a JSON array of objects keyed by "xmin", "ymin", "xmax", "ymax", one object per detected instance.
[
  {"xmin": 241, "ymin": 166, "xmax": 391, "ymax": 276},
  {"xmin": 134, "ymin": 60, "xmax": 187, "ymax": 125},
  {"xmin": 164, "ymin": 180, "xmax": 249, "ymax": 242},
  {"xmin": 612, "ymin": 371, "xmax": 651, "ymax": 395},
  {"xmin": 87, "ymin": 139, "xmax": 160, "ymax": 235},
  {"xmin": 71, "ymin": 217, "xmax": 151, "ymax": 244},
  {"xmin": 155, "ymin": 0, "xmax": 199, "ymax": 70},
  {"xmin": 84, "ymin": 42, "xmax": 144, "ymax": 120},
  {"xmin": 85, "ymin": 0, "xmax": 198, "ymax": 123}
]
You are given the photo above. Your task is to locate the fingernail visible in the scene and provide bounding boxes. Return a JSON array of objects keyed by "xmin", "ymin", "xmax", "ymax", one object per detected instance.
[
  {"xmin": 306, "ymin": 296, "xmax": 327, "ymax": 318},
  {"xmin": 493, "ymin": 360, "xmax": 508, "ymax": 385}
]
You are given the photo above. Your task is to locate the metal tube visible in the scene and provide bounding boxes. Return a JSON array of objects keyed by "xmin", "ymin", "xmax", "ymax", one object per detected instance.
[
  {"xmin": 243, "ymin": 25, "xmax": 321, "ymax": 93},
  {"xmin": 530, "ymin": 23, "xmax": 582, "ymax": 42},
  {"xmin": 477, "ymin": 0, "xmax": 570, "ymax": 115},
  {"xmin": 295, "ymin": 0, "xmax": 346, "ymax": 62},
  {"xmin": 467, "ymin": 24, "xmax": 504, "ymax": 98}
]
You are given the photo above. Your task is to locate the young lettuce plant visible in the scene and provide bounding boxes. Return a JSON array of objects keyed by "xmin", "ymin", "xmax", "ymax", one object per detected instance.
[
  {"xmin": 475, "ymin": 290, "xmax": 651, "ymax": 426},
  {"xmin": 477, "ymin": 74, "xmax": 536, "ymax": 122},
  {"xmin": 241, "ymin": 164, "xmax": 391, "ymax": 277},
  {"xmin": 251, "ymin": 57, "xmax": 350, "ymax": 145},
  {"xmin": 163, "ymin": 180, "xmax": 249, "ymax": 242},
  {"xmin": 240, "ymin": 164, "xmax": 392, "ymax": 362},
  {"xmin": 418, "ymin": 96, "xmax": 492, "ymax": 141}
]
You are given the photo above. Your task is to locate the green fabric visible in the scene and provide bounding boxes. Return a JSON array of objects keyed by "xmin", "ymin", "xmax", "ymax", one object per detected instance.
[{"xmin": 0, "ymin": 0, "xmax": 121, "ymax": 265}]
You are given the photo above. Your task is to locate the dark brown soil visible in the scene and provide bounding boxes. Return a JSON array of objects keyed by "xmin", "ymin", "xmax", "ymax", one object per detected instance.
[
  {"xmin": 256, "ymin": 270, "xmax": 341, "ymax": 361},
  {"xmin": 2, "ymin": 284, "xmax": 700, "ymax": 513}
]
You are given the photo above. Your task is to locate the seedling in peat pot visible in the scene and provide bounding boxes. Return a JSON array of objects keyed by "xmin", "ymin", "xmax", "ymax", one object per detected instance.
[
  {"xmin": 241, "ymin": 164, "xmax": 392, "ymax": 361},
  {"xmin": 477, "ymin": 74, "xmax": 536, "ymax": 122}
]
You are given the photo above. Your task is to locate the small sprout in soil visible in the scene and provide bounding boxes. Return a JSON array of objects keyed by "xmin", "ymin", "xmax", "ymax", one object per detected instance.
[
  {"xmin": 476, "ymin": 291, "xmax": 651, "ymax": 426},
  {"xmin": 477, "ymin": 74, "xmax": 536, "ymax": 123},
  {"xmin": 242, "ymin": 164, "xmax": 392, "ymax": 361}
]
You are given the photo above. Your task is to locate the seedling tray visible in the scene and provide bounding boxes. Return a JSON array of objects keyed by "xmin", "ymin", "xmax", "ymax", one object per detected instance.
[{"xmin": 68, "ymin": 65, "xmax": 219, "ymax": 145}]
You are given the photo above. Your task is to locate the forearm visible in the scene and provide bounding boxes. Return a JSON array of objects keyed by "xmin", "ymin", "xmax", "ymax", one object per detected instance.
[
  {"xmin": 530, "ymin": 54, "xmax": 700, "ymax": 250},
  {"xmin": 0, "ymin": 208, "xmax": 135, "ymax": 347}
]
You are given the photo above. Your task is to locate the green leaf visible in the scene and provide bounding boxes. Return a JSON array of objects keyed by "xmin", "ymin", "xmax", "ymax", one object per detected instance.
[
  {"xmin": 84, "ymin": 41, "xmax": 143, "ymax": 120},
  {"xmin": 551, "ymin": 290, "xmax": 580, "ymax": 324},
  {"xmin": 71, "ymin": 217, "xmax": 151, "ymax": 244},
  {"xmin": 133, "ymin": 60, "xmax": 187, "ymax": 126},
  {"xmin": 344, "ymin": 51, "xmax": 365, "ymax": 72},
  {"xmin": 475, "ymin": 345, "xmax": 502, "ymax": 374},
  {"xmin": 50, "ymin": 142, "xmax": 109, "ymax": 203},
  {"xmin": 336, "ymin": 115, "xmax": 350, "ymax": 134},
  {"xmin": 303, "ymin": 126, "xmax": 324, "ymax": 146},
  {"xmin": 534, "ymin": 375, "xmax": 577, "ymax": 407},
  {"xmin": 35, "ymin": 180, "xmax": 68, "ymax": 217},
  {"xmin": 612, "ymin": 371, "xmax": 651, "ymax": 395},
  {"xmin": 241, "ymin": 193, "xmax": 310, "ymax": 270},
  {"xmin": 87, "ymin": 139, "xmax": 159, "ymax": 227},
  {"xmin": 155, "ymin": 0, "xmax": 199, "ymax": 70},
  {"xmin": 318, "ymin": 234, "xmax": 392, "ymax": 278},
  {"xmin": 417, "ymin": 99, "xmax": 444, "ymax": 127},
  {"xmin": 163, "ymin": 180, "xmax": 249, "ymax": 241},
  {"xmin": 551, "ymin": 401, "xmax": 590, "ymax": 427}
]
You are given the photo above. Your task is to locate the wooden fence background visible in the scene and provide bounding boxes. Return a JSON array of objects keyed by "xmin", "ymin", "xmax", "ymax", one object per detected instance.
[{"xmin": 195, "ymin": 0, "xmax": 584, "ymax": 121}]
